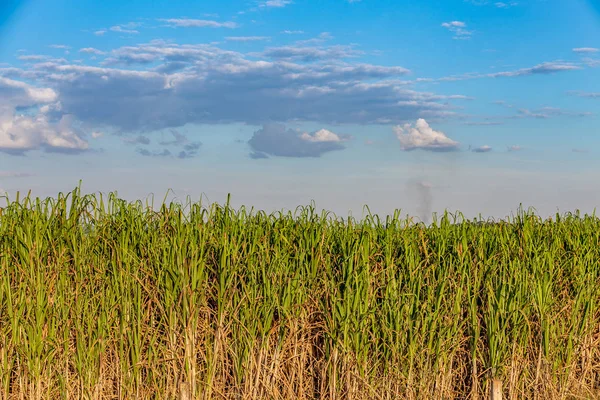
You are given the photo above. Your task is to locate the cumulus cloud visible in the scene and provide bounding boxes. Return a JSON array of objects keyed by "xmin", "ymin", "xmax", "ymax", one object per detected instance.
[
  {"xmin": 0, "ymin": 76, "xmax": 57, "ymax": 105},
  {"xmin": 248, "ymin": 123, "xmax": 347, "ymax": 158},
  {"xmin": 158, "ymin": 18, "xmax": 237, "ymax": 28},
  {"xmin": 2, "ymin": 39, "xmax": 473, "ymax": 142},
  {"xmin": 441, "ymin": 21, "xmax": 473, "ymax": 39},
  {"xmin": 19, "ymin": 42, "xmax": 457, "ymax": 131},
  {"xmin": 0, "ymin": 113, "xmax": 89, "ymax": 155},
  {"xmin": 394, "ymin": 118, "xmax": 459, "ymax": 151},
  {"xmin": 299, "ymin": 128, "xmax": 344, "ymax": 142},
  {"xmin": 573, "ymin": 48, "xmax": 599, "ymax": 54},
  {"xmin": 472, "ymin": 145, "xmax": 492, "ymax": 153},
  {"xmin": 0, "ymin": 77, "xmax": 89, "ymax": 155}
]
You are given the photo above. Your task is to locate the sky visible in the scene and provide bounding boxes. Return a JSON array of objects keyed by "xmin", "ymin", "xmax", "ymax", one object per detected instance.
[{"xmin": 1, "ymin": 0, "xmax": 600, "ymax": 221}]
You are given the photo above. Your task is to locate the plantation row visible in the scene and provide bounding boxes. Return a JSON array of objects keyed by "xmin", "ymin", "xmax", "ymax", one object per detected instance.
[{"xmin": 1, "ymin": 189, "xmax": 599, "ymax": 399}]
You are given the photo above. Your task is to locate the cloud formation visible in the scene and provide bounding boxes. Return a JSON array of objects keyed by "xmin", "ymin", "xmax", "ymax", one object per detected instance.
[
  {"xmin": 488, "ymin": 62, "xmax": 581, "ymax": 77},
  {"xmin": 472, "ymin": 145, "xmax": 492, "ymax": 153},
  {"xmin": 569, "ymin": 91, "xmax": 600, "ymax": 99},
  {"xmin": 158, "ymin": 18, "xmax": 237, "ymax": 28},
  {"xmin": 0, "ymin": 77, "xmax": 89, "ymax": 155},
  {"xmin": 394, "ymin": 119, "xmax": 459, "ymax": 151},
  {"xmin": 261, "ymin": 44, "xmax": 363, "ymax": 61},
  {"xmin": 494, "ymin": 2, "xmax": 518, "ymax": 8},
  {"xmin": 248, "ymin": 123, "xmax": 347, "ymax": 158},
  {"xmin": 573, "ymin": 48, "xmax": 599, "ymax": 54},
  {"xmin": 0, "ymin": 113, "xmax": 89, "ymax": 155},
  {"xmin": 178, "ymin": 142, "xmax": 201, "ymax": 158},
  {"xmin": 137, "ymin": 148, "xmax": 171, "ymax": 157},
  {"xmin": 110, "ymin": 25, "xmax": 139, "ymax": 34},
  {"xmin": 226, "ymin": 36, "xmax": 270, "ymax": 42},
  {"xmin": 80, "ymin": 48, "xmax": 106, "ymax": 55},
  {"xmin": 441, "ymin": 21, "xmax": 473, "ymax": 39},
  {"xmin": 13, "ymin": 41, "xmax": 459, "ymax": 132},
  {"xmin": 260, "ymin": 0, "xmax": 293, "ymax": 7},
  {"xmin": 123, "ymin": 135, "xmax": 151, "ymax": 145}
]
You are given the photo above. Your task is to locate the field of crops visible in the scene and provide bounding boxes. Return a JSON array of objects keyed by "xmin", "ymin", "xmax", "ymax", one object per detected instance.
[{"xmin": 1, "ymin": 188, "xmax": 599, "ymax": 399}]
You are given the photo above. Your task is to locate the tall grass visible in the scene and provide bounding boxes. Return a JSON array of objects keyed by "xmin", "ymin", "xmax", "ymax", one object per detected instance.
[{"xmin": 1, "ymin": 188, "xmax": 599, "ymax": 399}]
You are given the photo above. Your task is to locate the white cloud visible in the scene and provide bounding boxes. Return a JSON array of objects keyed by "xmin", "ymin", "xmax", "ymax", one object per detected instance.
[
  {"xmin": 441, "ymin": 21, "xmax": 473, "ymax": 39},
  {"xmin": 583, "ymin": 58, "xmax": 600, "ymax": 68},
  {"xmin": 494, "ymin": 1, "xmax": 518, "ymax": 8},
  {"xmin": 573, "ymin": 47, "xmax": 599, "ymax": 54},
  {"xmin": 91, "ymin": 131, "xmax": 103, "ymax": 139},
  {"xmin": 394, "ymin": 119, "xmax": 459, "ymax": 151},
  {"xmin": 110, "ymin": 26, "xmax": 139, "ymax": 34},
  {"xmin": 515, "ymin": 107, "xmax": 593, "ymax": 119},
  {"xmin": 94, "ymin": 30, "xmax": 106, "ymax": 36},
  {"xmin": 18, "ymin": 55, "xmax": 48, "ymax": 62},
  {"xmin": 6, "ymin": 41, "xmax": 462, "ymax": 135},
  {"xmin": 0, "ymin": 113, "xmax": 89, "ymax": 155},
  {"xmin": 281, "ymin": 30, "xmax": 304, "ymax": 34},
  {"xmin": 300, "ymin": 128, "xmax": 343, "ymax": 142},
  {"xmin": 489, "ymin": 62, "xmax": 581, "ymax": 77},
  {"xmin": 225, "ymin": 36, "xmax": 270, "ymax": 42},
  {"xmin": 0, "ymin": 78, "xmax": 88, "ymax": 154},
  {"xmin": 80, "ymin": 48, "xmax": 106, "ymax": 55},
  {"xmin": 158, "ymin": 18, "xmax": 237, "ymax": 28},
  {"xmin": 435, "ymin": 61, "xmax": 582, "ymax": 82},
  {"xmin": 472, "ymin": 145, "xmax": 492, "ymax": 153},
  {"xmin": 249, "ymin": 124, "xmax": 346, "ymax": 158},
  {"xmin": 569, "ymin": 91, "xmax": 600, "ymax": 99},
  {"xmin": 0, "ymin": 76, "xmax": 57, "ymax": 104},
  {"xmin": 259, "ymin": 0, "xmax": 293, "ymax": 7},
  {"xmin": 261, "ymin": 44, "xmax": 363, "ymax": 61},
  {"xmin": 49, "ymin": 44, "xmax": 71, "ymax": 50}
]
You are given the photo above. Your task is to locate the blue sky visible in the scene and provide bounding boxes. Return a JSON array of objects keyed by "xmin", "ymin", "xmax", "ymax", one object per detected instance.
[{"xmin": 1, "ymin": 0, "xmax": 599, "ymax": 220}]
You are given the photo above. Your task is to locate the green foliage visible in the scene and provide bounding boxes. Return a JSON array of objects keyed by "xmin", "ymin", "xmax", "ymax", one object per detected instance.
[{"xmin": 1, "ymin": 189, "xmax": 599, "ymax": 399}]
